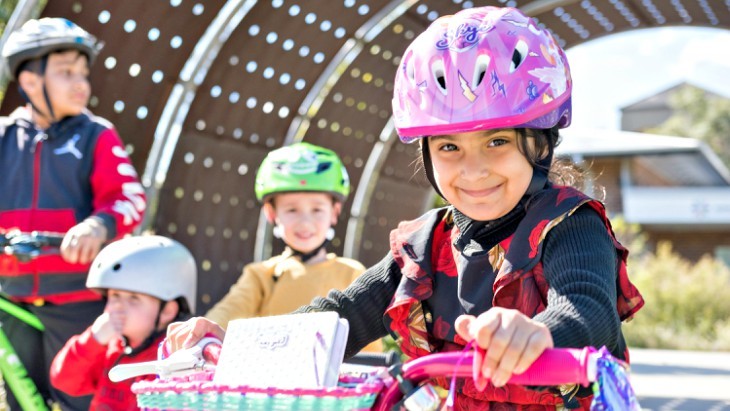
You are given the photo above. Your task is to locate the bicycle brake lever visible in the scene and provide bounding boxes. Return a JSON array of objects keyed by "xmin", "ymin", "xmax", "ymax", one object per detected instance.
[{"xmin": 109, "ymin": 345, "xmax": 206, "ymax": 382}]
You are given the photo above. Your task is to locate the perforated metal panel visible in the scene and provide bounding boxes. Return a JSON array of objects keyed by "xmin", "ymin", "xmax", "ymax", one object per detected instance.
[{"xmin": 3, "ymin": 0, "xmax": 728, "ymax": 313}]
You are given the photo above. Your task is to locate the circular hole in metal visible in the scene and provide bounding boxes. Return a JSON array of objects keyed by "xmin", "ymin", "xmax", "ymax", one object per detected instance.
[
  {"xmin": 148, "ymin": 28, "xmax": 160, "ymax": 41},
  {"xmin": 124, "ymin": 19, "xmax": 136, "ymax": 33},
  {"xmin": 104, "ymin": 57, "xmax": 116, "ymax": 70},
  {"xmin": 98, "ymin": 10, "xmax": 111, "ymax": 24}
]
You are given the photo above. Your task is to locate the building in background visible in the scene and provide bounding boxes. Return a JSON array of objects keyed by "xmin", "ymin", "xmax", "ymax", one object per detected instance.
[
  {"xmin": 620, "ymin": 82, "xmax": 729, "ymax": 133},
  {"xmin": 559, "ymin": 83, "xmax": 730, "ymax": 265}
]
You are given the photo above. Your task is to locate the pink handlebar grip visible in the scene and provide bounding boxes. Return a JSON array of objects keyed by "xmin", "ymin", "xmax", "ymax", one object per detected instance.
[
  {"xmin": 401, "ymin": 347, "xmax": 594, "ymax": 387},
  {"xmin": 202, "ymin": 343, "xmax": 221, "ymax": 365},
  {"xmin": 503, "ymin": 347, "xmax": 593, "ymax": 387}
]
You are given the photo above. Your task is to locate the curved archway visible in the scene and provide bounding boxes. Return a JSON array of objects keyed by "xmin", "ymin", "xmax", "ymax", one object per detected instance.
[{"xmin": 2, "ymin": 0, "xmax": 728, "ymax": 312}]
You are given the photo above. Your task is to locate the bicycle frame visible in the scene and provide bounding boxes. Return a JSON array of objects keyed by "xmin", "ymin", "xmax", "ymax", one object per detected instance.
[
  {"xmin": 0, "ymin": 297, "xmax": 50, "ymax": 411},
  {"xmin": 0, "ymin": 231, "xmax": 65, "ymax": 411}
]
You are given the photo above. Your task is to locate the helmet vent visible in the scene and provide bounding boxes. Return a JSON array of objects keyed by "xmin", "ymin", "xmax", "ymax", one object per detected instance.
[
  {"xmin": 113, "ymin": 263, "xmax": 122, "ymax": 271},
  {"xmin": 431, "ymin": 59, "xmax": 447, "ymax": 95},
  {"xmin": 405, "ymin": 49, "xmax": 416, "ymax": 83},
  {"xmin": 510, "ymin": 40, "xmax": 528, "ymax": 72},
  {"xmin": 473, "ymin": 54, "xmax": 490, "ymax": 88}
]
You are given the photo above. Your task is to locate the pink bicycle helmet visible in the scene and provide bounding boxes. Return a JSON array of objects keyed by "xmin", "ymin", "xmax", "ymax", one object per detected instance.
[{"xmin": 392, "ymin": 6, "xmax": 572, "ymax": 142}]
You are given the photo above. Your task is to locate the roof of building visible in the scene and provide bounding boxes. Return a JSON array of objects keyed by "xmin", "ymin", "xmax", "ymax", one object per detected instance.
[
  {"xmin": 620, "ymin": 82, "xmax": 729, "ymax": 111},
  {"xmin": 556, "ymin": 128, "xmax": 730, "ymax": 186}
]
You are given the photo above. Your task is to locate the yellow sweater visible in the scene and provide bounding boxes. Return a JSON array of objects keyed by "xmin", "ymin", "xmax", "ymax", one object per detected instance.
[{"xmin": 206, "ymin": 253, "xmax": 366, "ymax": 328}]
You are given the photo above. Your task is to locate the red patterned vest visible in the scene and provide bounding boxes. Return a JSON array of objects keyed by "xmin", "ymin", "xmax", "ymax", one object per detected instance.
[{"xmin": 383, "ymin": 186, "xmax": 644, "ymax": 410}]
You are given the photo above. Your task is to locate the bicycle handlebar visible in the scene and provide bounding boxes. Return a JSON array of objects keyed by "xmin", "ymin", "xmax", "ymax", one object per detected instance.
[
  {"xmin": 1, "ymin": 231, "xmax": 65, "ymax": 263},
  {"xmin": 373, "ymin": 347, "xmax": 597, "ymax": 410},
  {"xmin": 402, "ymin": 347, "xmax": 594, "ymax": 386},
  {"xmin": 202, "ymin": 342, "xmax": 221, "ymax": 364}
]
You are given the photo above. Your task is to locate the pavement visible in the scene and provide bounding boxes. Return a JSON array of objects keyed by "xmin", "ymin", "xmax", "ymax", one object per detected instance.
[{"xmin": 629, "ymin": 348, "xmax": 730, "ymax": 410}]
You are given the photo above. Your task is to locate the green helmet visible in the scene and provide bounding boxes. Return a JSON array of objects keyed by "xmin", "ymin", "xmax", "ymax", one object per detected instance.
[{"xmin": 255, "ymin": 142, "xmax": 350, "ymax": 203}]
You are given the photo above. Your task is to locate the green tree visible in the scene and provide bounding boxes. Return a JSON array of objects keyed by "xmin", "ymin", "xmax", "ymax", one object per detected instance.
[
  {"xmin": 1, "ymin": 0, "xmax": 22, "ymax": 104},
  {"xmin": 647, "ymin": 85, "xmax": 730, "ymax": 169},
  {"xmin": 1, "ymin": 1, "xmax": 21, "ymax": 33},
  {"xmin": 623, "ymin": 242, "xmax": 730, "ymax": 351}
]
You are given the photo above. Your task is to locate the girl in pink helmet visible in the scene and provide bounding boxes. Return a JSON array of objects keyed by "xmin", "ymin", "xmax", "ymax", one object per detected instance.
[{"xmin": 167, "ymin": 6, "xmax": 643, "ymax": 409}]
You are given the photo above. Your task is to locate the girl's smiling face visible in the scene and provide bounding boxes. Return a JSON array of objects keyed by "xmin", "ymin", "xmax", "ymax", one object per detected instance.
[{"xmin": 427, "ymin": 129, "xmax": 534, "ymax": 221}]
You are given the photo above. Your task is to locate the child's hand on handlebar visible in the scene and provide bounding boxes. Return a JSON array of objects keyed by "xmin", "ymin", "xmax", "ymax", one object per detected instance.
[
  {"xmin": 61, "ymin": 217, "xmax": 108, "ymax": 264},
  {"xmin": 166, "ymin": 317, "xmax": 225, "ymax": 353},
  {"xmin": 455, "ymin": 307, "xmax": 553, "ymax": 389}
]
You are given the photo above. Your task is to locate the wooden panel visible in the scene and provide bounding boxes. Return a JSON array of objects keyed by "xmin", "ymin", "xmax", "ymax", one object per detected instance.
[{"xmin": 154, "ymin": 132, "xmax": 265, "ymax": 313}]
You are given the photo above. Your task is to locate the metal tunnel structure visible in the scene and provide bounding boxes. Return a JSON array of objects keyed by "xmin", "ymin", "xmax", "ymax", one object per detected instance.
[{"xmin": 2, "ymin": 0, "xmax": 728, "ymax": 312}]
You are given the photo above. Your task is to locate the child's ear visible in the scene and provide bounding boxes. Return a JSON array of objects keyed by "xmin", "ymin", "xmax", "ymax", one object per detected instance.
[
  {"xmin": 159, "ymin": 300, "xmax": 180, "ymax": 328},
  {"xmin": 263, "ymin": 201, "xmax": 277, "ymax": 224},
  {"xmin": 17, "ymin": 70, "xmax": 41, "ymax": 95},
  {"xmin": 331, "ymin": 201, "xmax": 342, "ymax": 225}
]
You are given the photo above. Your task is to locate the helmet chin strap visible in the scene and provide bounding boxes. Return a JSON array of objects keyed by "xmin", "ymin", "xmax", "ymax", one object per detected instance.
[
  {"xmin": 17, "ymin": 56, "xmax": 57, "ymax": 126},
  {"xmin": 114, "ymin": 301, "xmax": 165, "ymax": 365},
  {"xmin": 287, "ymin": 239, "xmax": 329, "ymax": 264},
  {"xmin": 420, "ymin": 140, "xmax": 444, "ymax": 199},
  {"xmin": 274, "ymin": 222, "xmax": 335, "ymax": 264}
]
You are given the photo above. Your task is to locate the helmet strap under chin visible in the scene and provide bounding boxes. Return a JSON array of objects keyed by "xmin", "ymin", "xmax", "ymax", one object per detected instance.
[
  {"xmin": 111, "ymin": 301, "xmax": 165, "ymax": 367},
  {"xmin": 18, "ymin": 55, "xmax": 57, "ymax": 125},
  {"xmin": 286, "ymin": 240, "xmax": 329, "ymax": 264},
  {"xmin": 420, "ymin": 140, "xmax": 444, "ymax": 199}
]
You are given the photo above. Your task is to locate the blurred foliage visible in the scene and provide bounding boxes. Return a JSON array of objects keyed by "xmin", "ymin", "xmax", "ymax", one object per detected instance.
[
  {"xmin": 610, "ymin": 216, "xmax": 650, "ymax": 260},
  {"xmin": 623, "ymin": 241, "xmax": 730, "ymax": 351},
  {"xmin": 1, "ymin": 0, "xmax": 22, "ymax": 105},
  {"xmin": 621, "ymin": 85, "xmax": 730, "ymax": 350},
  {"xmin": 1, "ymin": 1, "xmax": 21, "ymax": 33},
  {"xmin": 647, "ymin": 85, "xmax": 730, "ymax": 169},
  {"xmin": 613, "ymin": 216, "xmax": 730, "ymax": 351}
]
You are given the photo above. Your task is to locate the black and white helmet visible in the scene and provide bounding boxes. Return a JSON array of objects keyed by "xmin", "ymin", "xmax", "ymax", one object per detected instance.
[
  {"xmin": 87, "ymin": 236, "xmax": 198, "ymax": 314},
  {"xmin": 2, "ymin": 17, "xmax": 102, "ymax": 80}
]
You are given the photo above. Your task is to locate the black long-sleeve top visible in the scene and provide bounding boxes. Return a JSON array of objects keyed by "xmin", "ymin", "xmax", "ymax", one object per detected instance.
[{"xmin": 299, "ymin": 205, "xmax": 622, "ymax": 360}]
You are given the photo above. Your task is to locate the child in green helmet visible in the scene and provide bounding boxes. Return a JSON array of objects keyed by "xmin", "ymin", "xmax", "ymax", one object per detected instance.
[{"xmin": 205, "ymin": 143, "xmax": 379, "ymax": 351}]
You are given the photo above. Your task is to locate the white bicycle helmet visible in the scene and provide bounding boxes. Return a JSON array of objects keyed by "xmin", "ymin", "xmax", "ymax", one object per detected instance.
[
  {"xmin": 87, "ymin": 236, "xmax": 198, "ymax": 313},
  {"xmin": 2, "ymin": 17, "xmax": 102, "ymax": 80}
]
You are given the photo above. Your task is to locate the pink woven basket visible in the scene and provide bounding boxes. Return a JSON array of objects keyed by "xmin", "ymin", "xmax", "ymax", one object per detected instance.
[{"xmin": 132, "ymin": 370, "xmax": 387, "ymax": 410}]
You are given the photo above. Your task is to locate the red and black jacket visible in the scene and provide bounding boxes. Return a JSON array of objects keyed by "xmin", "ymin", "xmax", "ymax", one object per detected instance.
[
  {"xmin": 0, "ymin": 107, "xmax": 146, "ymax": 304},
  {"xmin": 50, "ymin": 327, "xmax": 162, "ymax": 411},
  {"xmin": 384, "ymin": 186, "xmax": 644, "ymax": 410}
]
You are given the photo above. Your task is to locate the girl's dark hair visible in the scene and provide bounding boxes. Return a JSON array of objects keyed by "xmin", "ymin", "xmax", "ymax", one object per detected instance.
[{"xmin": 515, "ymin": 126, "xmax": 588, "ymax": 191}]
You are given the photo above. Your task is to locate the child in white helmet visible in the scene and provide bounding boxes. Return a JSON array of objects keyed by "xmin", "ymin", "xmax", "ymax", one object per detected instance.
[{"xmin": 50, "ymin": 236, "xmax": 196, "ymax": 410}]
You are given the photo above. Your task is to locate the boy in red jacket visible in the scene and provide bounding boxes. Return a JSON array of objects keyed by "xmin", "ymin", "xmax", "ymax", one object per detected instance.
[
  {"xmin": 51, "ymin": 236, "xmax": 196, "ymax": 410},
  {"xmin": 1, "ymin": 18, "xmax": 146, "ymax": 410}
]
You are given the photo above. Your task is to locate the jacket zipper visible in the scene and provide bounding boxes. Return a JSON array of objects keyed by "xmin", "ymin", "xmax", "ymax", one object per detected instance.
[
  {"xmin": 30, "ymin": 132, "xmax": 46, "ymax": 298},
  {"xmin": 30, "ymin": 131, "xmax": 47, "ymax": 209}
]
